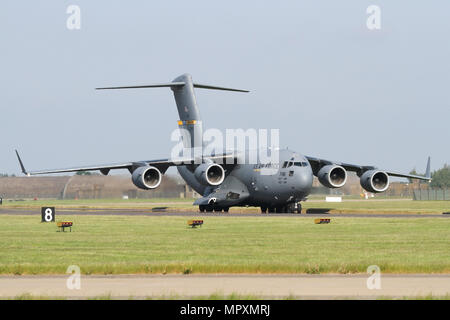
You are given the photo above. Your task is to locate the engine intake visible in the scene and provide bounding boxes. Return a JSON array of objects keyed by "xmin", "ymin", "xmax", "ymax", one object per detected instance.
[
  {"xmin": 194, "ymin": 163, "xmax": 225, "ymax": 186},
  {"xmin": 317, "ymin": 165, "xmax": 347, "ymax": 188},
  {"xmin": 360, "ymin": 170, "xmax": 389, "ymax": 193},
  {"xmin": 131, "ymin": 166, "xmax": 162, "ymax": 190}
]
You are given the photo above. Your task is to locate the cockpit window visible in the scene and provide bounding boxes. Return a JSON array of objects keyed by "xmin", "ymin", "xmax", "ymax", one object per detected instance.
[
  {"xmin": 284, "ymin": 160, "xmax": 309, "ymax": 168},
  {"xmin": 283, "ymin": 161, "xmax": 294, "ymax": 168}
]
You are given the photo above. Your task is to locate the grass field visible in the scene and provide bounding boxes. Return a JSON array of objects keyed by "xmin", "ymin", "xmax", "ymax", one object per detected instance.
[
  {"xmin": 302, "ymin": 200, "xmax": 450, "ymax": 214},
  {"xmin": 2, "ymin": 198, "xmax": 196, "ymax": 209},
  {"xmin": 0, "ymin": 215, "xmax": 449, "ymax": 275},
  {"xmin": 2, "ymin": 198, "xmax": 449, "ymax": 214}
]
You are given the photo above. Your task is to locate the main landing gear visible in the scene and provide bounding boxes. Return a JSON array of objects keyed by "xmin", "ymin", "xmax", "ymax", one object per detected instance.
[{"xmin": 261, "ymin": 202, "xmax": 302, "ymax": 214}]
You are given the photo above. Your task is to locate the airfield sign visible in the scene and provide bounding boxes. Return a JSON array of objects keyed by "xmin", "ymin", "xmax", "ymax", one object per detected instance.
[{"xmin": 41, "ymin": 207, "xmax": 55, "ymax": 222}]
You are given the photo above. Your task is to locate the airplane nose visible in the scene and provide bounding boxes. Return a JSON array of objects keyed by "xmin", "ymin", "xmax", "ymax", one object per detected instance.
[{"xmin": 297, "ymin": 168, "xmax": 313, "ymax": 192}]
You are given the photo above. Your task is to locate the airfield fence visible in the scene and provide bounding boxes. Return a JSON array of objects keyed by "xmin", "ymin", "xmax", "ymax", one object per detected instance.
[{"xmin": 413, "ymin": 188, "xmax": 449, "ymax": 201}]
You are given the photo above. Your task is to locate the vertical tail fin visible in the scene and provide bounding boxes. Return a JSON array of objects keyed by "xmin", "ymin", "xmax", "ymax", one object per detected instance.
[
  {"xmin": 96, "ymin": 73, "xmax": 249, "ymax": 153},
  {"xmin": 171, "ymin": 74, "xmax": 203, "ymax": 151},
  {"xmin": 425, "ymin": 156, "xmax": 431, "ymax": 180}
]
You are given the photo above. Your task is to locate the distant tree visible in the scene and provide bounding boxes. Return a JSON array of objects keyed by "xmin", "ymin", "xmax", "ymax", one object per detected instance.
[
  {"xmin": 408, "ymin": 168, "xmax": 420, "ymax": 183},
  {"xmin": 430, "ymin": 164, "xmax": 450, "ymax": 189},
  {"xmin": 75, "ymin": 171, "xmax": 92, "ymax": 176}
]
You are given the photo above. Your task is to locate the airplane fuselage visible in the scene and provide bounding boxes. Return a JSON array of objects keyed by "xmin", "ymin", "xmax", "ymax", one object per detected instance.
[{"xmin": 178, "ymin": 149, "xmax": 313, "ymax": 210}]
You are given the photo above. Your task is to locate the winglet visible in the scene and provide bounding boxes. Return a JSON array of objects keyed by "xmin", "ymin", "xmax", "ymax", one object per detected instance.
[
  {"xmin": 15, "ymin": 150, "xmax": 29, "ymax": 176},
  {"xmin": 425, "ymin": 156, "xmax": 431, "ymax": 180}
]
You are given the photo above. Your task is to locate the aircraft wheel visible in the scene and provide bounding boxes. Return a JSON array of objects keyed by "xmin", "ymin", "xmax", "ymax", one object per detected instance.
[
  {"xmin": 199, "ymin": 205, "xmax": 206, "ymax": 212},
  {"xmin": 223, "ymin": 207, "xmax": 229, "ymax": 213},
  {"xmin": 296, "ymin": 203, "xmax": 302, "ymax": 214},
  {"xmin": 286, "ymin": 203, "xmax": 296, "ymax": 213},
  {"xmin": 268, "ymin": 207, "xmax": 275, "ymax": 213},
  {"xmin": 261, "ymin": 206, "xmax": 267, "ymax": 214},
  {"xmin": 205, "ymin": 205, "xmax": 214, "ymax": 212},
  {"xmin": 275, "ymin": 206, "xmax": 284, "ymax": 214}
]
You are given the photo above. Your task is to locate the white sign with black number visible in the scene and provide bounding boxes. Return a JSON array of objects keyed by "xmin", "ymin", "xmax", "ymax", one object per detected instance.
[{"xmin": 41, "ymin": 207, "xmax": 55, "ymax": 222}]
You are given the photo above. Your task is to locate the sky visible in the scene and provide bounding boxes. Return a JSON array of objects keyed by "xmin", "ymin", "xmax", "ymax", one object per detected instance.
[{"xmin": 1, "ymin": 1, "xmax": 449, "ymax": 177}]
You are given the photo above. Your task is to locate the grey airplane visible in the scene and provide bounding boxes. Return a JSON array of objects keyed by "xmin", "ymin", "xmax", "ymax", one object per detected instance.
[{"xmin": 15, "ymin": 74, "xmax": 431, "ymax": 213}]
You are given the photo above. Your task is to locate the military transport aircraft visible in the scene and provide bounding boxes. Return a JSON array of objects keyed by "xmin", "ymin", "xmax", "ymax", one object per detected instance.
[{"xmin": 15, "ymin": 74, "xmax": 431, "ymax": 213}]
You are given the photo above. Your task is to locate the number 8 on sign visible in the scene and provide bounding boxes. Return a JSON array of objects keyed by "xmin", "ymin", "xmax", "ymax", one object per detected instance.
[{"xmin": 41, "ymin": 207, "xmax": 55, "ymax": 222}]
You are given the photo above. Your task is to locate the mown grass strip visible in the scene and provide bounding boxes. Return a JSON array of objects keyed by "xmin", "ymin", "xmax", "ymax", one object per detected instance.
[{"xmin": 0, "ymin": 215, "xmax": 449, "ymax": 275}]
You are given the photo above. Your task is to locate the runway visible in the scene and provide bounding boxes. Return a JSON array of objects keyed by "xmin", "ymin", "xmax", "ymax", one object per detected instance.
[
  {"xmin": 0, "ymin": 274, "xmax": 449, "ymax": 299},
  {"xmin": 0, "ymin": 207, "xmax": 447, "ymax": 218}
]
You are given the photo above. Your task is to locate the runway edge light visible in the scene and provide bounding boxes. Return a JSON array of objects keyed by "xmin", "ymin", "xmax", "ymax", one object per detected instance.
[
  {"xmin": 57, "ymin": 221, "xmax": 73, "ymax": 232},
  {"xmin": 187, "ymin": 220, "xmax": 204, "ymax": 228},
  {"xmin": 314, "ymin": 218, "xmax": 331, "ymax": 224}
]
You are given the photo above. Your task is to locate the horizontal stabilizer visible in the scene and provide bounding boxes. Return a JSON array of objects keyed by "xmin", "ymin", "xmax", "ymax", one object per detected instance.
[
  {"xmin": 193, "ymin": 83, "xmax": 249, "ymax": 93},
  {"xmin": 96, "ymin": 81, "xmax": 249, "ymax": 93},
  {"xmin": 96, "ymin": 82, "xmax": 185, "ymax": 90}
]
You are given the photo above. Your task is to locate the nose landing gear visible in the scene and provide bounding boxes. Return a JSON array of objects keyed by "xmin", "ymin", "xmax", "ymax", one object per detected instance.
[
  {"xmin": 293, "ymin": 202, "xmax": 302, "ymax": 214},
  {"xmin": 199, "ymin": 205, "xmax": 229, "ymax": 213}
]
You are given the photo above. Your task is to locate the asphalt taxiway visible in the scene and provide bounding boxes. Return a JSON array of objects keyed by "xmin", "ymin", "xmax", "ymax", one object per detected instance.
[
  {"xmin": 0, "ymin": 274, "xmax": 449, "ymax": 299},
  {"xmin": 0, "ymin": 207, "xmax": 447, "ymax": 218}
]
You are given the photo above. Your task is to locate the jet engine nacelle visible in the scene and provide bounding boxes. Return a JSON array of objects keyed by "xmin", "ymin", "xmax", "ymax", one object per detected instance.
[
  {"xmin": 360, "ymin": 170, "xmax": 389, "ymax": 193},
  {"xmin": 317, "ymin": 165, "xmax": 347, "ymax": 188},
  {"xmin": 131, "ymin": 166, "xmax": 162, "ymax": 190},
  {"xmin": 194, "ymin": 163, "xmax": 225, "ymax": 186}
]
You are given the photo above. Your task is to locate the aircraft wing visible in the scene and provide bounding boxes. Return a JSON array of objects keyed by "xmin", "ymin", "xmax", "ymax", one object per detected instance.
[
  {"xmin": 15, "ymin": 150, "xmax": 235, "ymax": 176},
  {"xmin": 305, "ymin": 155, "xmax": 431, "ymax": 181}
]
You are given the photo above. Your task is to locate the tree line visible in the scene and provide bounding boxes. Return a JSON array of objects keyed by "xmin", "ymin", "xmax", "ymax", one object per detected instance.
[{"xmin": 410, "ymin": 164, "xmax": 449, "ymax": 188}]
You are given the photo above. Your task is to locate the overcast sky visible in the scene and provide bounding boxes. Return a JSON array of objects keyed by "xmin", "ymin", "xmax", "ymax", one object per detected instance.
[{"xmin": 1, "ymin": 1, "xmax": 448, "ymax": 176}]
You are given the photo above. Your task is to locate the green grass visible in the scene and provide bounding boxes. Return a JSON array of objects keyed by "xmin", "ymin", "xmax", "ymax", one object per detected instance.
[
  {"xmin": 0, "ymin": 215, "xmax": 449, "ymax": 275},
  {"xmin": 3, "ymin": 198, "xmax": 449, "ymax": 214},
  {"xmin": 303, "ymin": 200, "xmax": 450, "ymax": 214},
  {"xmin": 2, "ymin": 198, "xmax": 195, "ymax": 209}
]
